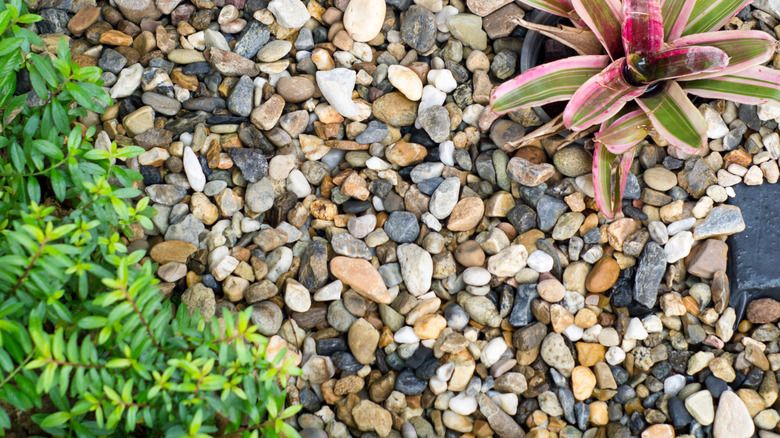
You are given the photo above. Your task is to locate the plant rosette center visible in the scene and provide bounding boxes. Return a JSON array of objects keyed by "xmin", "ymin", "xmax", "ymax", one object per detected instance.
[{"xmin": 482, "ymin": 0, "xmax": 780, "ymax": 219}]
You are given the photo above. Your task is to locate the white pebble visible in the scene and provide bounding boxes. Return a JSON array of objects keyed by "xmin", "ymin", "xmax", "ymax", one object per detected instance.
[
  {"xmin": 582, "ymin": 324, "xmax": 602, "ymax": 343},
  {"xmin": 642, "ymin": 315, "xmax": 663, "ymax": 333},
  {"xmin": 462, "ymin": 267, "xmax": 491, "ymax": 286},
  {"xmin": 664, "ymin": 375, "xmax": 686, "ymax": 396},
  {"xmin": 416, "ymin": 86, "xmax": 447, "ymax": 128},
  {"xmin": 491, "ymin": 393, "xmax": 518, "ymax": 415},
  {"xmin": 427, "ymin": 69, "xmax": 457, "ymax": 93},
  {"xmin": 526, "ymin": 250, "xmax": 554, "ymax": 272},
  {"xmin": 437, "ymin": 362, "xmax": 455, "ymax": 381},
  {"xmin": 562, "ymin": 324, "xmax": 583, "ymax": 342},
  {"xmin": 480, "ymin": 337, "xmax": 507, "ymax": 368},
  {"xmin": 429, "ymin": 376, "xmax": 447, "ymax": 395},
  {"xmin": 667, "ymin": 217, "xmax": 696, "ymax": 236},
  {"xmin": 648, "ymin": 221, "xmax": 668, "ymax": 244},
  {"xmin": 449, "ymin": 393, "xmax": 477, "ymax": 416},
  {"xmin": 664, "ymin": 231, "xmax": 694, "ymax": 263},
  {"xmin": 624, "ymin": 318, "xmax": 648, "ymax": 340},
  {"xmin": 462, "ymin": 104, "xmax": 485, "ymax": 126},
  {"xmin": 439, "ymin": 140, "xmax": 455, "ymax": 166},
  {"xmin": 605, "ymin": 346, "xmax": 626, "ymax": 365},
  {"xmin": 421, "ymin": 212, "xmax": 442, "ymax": 232},
  {"xmin": 286, "ymin": 169, "xmax": 311, "ymax": 198},
  {"xmin": 183, "ymin": 146, "xmax": 206, "ymax": 192},
  {"xmin": 394, "ymin": 326, "xmax": 420, "ymax": 344}
]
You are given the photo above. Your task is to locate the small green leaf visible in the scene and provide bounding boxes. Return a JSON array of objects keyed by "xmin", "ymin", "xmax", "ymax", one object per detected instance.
[
  {"xmin": 10, "ymin": 142, "xmax": 24, "ymax": 172},
  {"xmin": 39, "ymin": 411, "xmax": 70, "ymax": 428},
  {"xmin": 50, "ymin": 169, "xmax": 66, "ymax": 201},
  {"xmin": 57, "ymin": 37, "xmax": 70, "ymax": 61}
]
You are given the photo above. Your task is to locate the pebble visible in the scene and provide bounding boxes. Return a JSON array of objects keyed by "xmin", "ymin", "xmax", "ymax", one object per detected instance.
[
  {"xmin": 316, "ymin": 69, "xmax": 360, "ymax": 119},
  {"xmin": 388, "ymin": 65, "xmax": 423, "ymax": 101},
  {"xmin": 74, "ymin": 1, "xmax": 779, "ymax": 436},
  {"xmin": 714, "ymin": 390, "xmax": 755, "ymax": 438},
  {"xmin": 268, "ymin": 0, "xmax": 311, "ymax": 28}
]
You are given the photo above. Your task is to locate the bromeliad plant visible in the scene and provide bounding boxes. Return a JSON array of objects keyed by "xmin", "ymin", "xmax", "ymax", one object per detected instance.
[{"xmin": 481, "ymin": 0, "xmax": 780, "ymax": 218}]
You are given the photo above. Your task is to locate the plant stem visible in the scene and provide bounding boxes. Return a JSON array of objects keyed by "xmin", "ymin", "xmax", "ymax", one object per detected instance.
[{"xmin": 0, "ymin": 350, "xmax": 34, "ymax": 387}]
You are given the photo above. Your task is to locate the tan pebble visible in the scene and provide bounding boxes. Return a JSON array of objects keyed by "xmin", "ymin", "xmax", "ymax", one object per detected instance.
[
  {"xmin": 537, "ymin": 278, "xmax": 565, "ymax": 302},
  {"xmin": 572, "ymin": 366, "xmax": 597, "ymax": 401}
]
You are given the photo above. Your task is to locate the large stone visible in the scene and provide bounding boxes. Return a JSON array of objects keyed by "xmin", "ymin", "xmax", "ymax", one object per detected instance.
[
  {"xmin": 115, "ymin": 0, "xmax": 161, "ymax": 23},
  {"xmin": 634, "ymin": 242, "xmax": 666, "ymax": 308},
  {"xmin": 477, "ymin": 393, "xmax": 525, "ymax": 438},
  {"xmin": 678, "ymin": 157, "xmax": 717, "ymax": 198},
  {"xmin": 713, "ymin": 390, "xmax": 754, "ymax": 438},
  {"xmin": 343, "ymin": 0, "xmax": 386, "ymax": 42},
  {"xmin": 693, "ymin": 205, "xmax": 745, "ymax": 239},
  {"xmin": 348, "ymin": 318, "xmax": 379, "ymax": 364},
  {"xmin": 316, "ymin": 68, "xmax": 360, "ymax": 120},
  {"xmin": 397, "ymin": 244, "xmax": 433, "ymax": 296},
  {"xmin": 330, "ymin": 257, "xmax": 392, "ymax": 304}
]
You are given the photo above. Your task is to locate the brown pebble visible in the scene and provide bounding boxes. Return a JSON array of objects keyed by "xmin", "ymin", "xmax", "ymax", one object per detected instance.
[{"xmin": 584, "ymin": 257, "xmax": 620, "ymax": 293}]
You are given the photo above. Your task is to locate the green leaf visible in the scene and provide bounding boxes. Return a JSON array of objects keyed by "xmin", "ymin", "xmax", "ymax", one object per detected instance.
[
  {"xmin": 0, "ymin": 36, "xmax": 23, "ymax": 56},
  {"xmin": 83, "ymin": 149, "xmax": 110, "ymax": 161},
  {"xmin": 28, "ymin": 65, "xmax": 47, "ymax": 100},
  {"xmin": 39, "ymin": 411, "xmax": 70, "ymax": 428},
  {"xmin": 0, "ymin": 407, "xmax": 10, "ymax": 428},
  {"xmin": 10, "ymin": 142, "xmax": 24, "ymax": 172},
  {"xmin": 26, "ymin": 177, "xmax": 40, "ymax": 204},
  {"xmin": 50, "ymin": 169, "xmax": 66, "ymax": 201},
  {"xmin": 65, "ymin": 82, "xmax": 103, "ymax": 113},
  {"xmin": 51, "ymin": 100, "xmax": 69, "ymax": 133},
  {"xmin": 57, "ymin": 37, "xmax": 70, "ymax": 61},
  {"xmin": 278, "ymin": 404, "xmax": 302, "ymax": 420},
  {"xmin": 189, "ymin": 409, "xmax": 203, "ymax": 436},
  {"xmin": 30, "ymin": 54, "xmax": 59, "ymax": 88},
  {"xmin": 77, "ymin": 316, "xmax": 107, "ymax": 330},
  {"xmin": 32, "ymin": 139, "xmax": 63, "ymax": 159}
]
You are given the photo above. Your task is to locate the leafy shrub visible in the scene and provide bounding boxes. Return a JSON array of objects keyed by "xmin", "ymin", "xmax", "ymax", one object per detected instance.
[
  {"xmin": 482, "ymin": 0, "xmax": 780, "ymax": 218},
  {"xmin": 0, "ymin": 1, "xmax": 301, "ymax": 436}
]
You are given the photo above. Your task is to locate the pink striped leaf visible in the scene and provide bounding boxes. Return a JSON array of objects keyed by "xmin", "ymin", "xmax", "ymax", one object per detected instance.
[
  {"xmin": 683, "ymin": 65, "xmax": 780, "ymax": 107},
  {"xmin": 571, "ymin": 0, "xmax": 624, "ymax": 60},
  {"xmin": 592, "ymin": 142, "xmax": 636, "ymax": 219},
  {"xmin": 662, "ymin": 0, "xmax": 696, "ymax": 41},
  {"xmin": 637, "ymin": 81, "xmax": 706, "ymax": 154},
  {"xmin": 672, "ymin": 31, "xmax": 777, "ymax": 80},
  {"xmin": 516, "ymin": 0, "xmax": 575, "ymax": 19},
  {"xmin": 595, "ymin": 108, "xmax": 651, "ymax": 154},
  {"xmin": 563, "ymin": 58, "xmax": 647, "ymax": 131},
  {"xmin": 628, "ymin": 46, "xmax": 728, "ymax": 83},
  {"xmin": 623, "ymin": 0, "xmax": 663, "ymax": 57},
  {"xmin": 682, "ymin": 0, "xmax": 754, "ymax": 36},
  {"xmin": 488, "ymin": 55, "xmax": 610, "ymax": 115}
]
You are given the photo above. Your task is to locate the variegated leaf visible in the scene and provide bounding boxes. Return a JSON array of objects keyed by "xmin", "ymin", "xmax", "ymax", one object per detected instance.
[
  {"xmin": 563, "ymin": 58, "xmax": 647, "ymax": 131},
  {"xmin": 593, "ymin": 142, "xmax": 636, "ymax": 219},
  {"xmin": 596, "ymin": 109, "xmax": 651, "ymax": 154},
  {"xmin": 571, "ymin": 0, "xmax": 624, "ymax": 60},
  {"xmin": 673, "ymin": 30, "xmax": 777, "ymax": 80},
  {"xmin": 516, "ymin": 0, "xmax": 575, "ymax": 18},
  {"xmin": 683, "ymin": 65, "xmax": 780, "ymax": 106},
  {"xmin": 639, "ymin": 46, "xmax": 728, "ymax": 82},
  {"xmin": 682, "ymin": 0, "xmax": 753, "ymax": 36},
  {"xmin": 488, "ymin": 55, "xmax": 610, "ymax": 115},
  {"xmin": 662, "ymin": 0, "xmax": 696, "ymax": 41},
  {"xmin": 637, "ymin": 81, "xmax": 706, "ymax": 154},
  {"xmin": 623, "ymin": 0, "xmax": 663, "ymax": 56}
]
